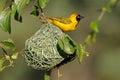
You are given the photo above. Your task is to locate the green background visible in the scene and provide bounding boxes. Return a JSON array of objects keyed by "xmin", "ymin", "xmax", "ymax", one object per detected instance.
[{"xmin": 0, "ymin": 0, "xmax": 120, "ymax": 80}]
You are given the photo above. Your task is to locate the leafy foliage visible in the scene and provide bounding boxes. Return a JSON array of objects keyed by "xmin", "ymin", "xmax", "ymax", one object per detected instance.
[
  {"xmin": 30, "ymin": 5, "xmax": 39, "ymax": 16},
  {"xmin": 0, "ymin": 0, "xmax": 50, "ymax": 34},
  {"xmin": 38, "ymin": 0, "xmax": 49, "ymax": 9},
  {"xmin": 1, "ymin": 39, "xmax": 16, "ymax": 50},
  {"xmin": 11, "ymin": 0, "xmax": 30, "ymax": 22},
  {"xmin": 76, "ymin": 44, "xmax": 84, "ymax": 63},
  {"xmin": 105, "ymin": 4, "xmax": 112, "ymax": 13},
  {"xmin": 0, "ymin": 39, "xmax": 20, "ymax": 72},
  {"xmin": 85, "ymin": 0, "xmax": 119, "ymax": 45},
  {"xmin": 0, "ymin": 58, "xmax": 6, "ymax": 72},
  {"xmin": 90, "ymin": 20, "xmax": 99, "ymax": 33},
  {"xmin": 0, "ymin": 0, "xmax": 7, "ymax": 12},
  {"xmin": 0, "ymin": 0, "xmax": 50, "ymax": 72},
  {"xmin": 0, "ymin": 9, "xmax": 11, "ymax": 33}
]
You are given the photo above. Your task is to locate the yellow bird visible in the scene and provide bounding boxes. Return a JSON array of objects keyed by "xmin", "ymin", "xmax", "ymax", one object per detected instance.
[{"xmin": 48, "ymin": 13, "xmax": 84, "ymax": 31}]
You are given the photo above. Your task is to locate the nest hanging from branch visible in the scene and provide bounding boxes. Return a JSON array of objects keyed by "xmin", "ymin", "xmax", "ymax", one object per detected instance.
[{"xmin": 23, "ymin": 22, "xmax": 76, "ymax": 70}]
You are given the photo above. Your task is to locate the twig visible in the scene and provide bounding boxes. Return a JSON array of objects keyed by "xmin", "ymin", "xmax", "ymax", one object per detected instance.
[
  {"xmin": 57, "ymin": 68, "xmax": 62, "ymax": 80},
  {"xmin": 1, "ymin": 48, "xmax": 8, "ymax": 56},
  {"xmin": 37, "ymin": 0, "xmax": 48, "ymax": 23}
]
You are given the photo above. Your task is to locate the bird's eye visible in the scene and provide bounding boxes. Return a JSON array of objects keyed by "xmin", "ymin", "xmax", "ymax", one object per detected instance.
[
  {"xmin": 76, "ymin": 15, "xmax": 84, "ymax": 21},
  {"xmin": 76, "ymin": 15, "xmax": 81, "ymax": 21}
]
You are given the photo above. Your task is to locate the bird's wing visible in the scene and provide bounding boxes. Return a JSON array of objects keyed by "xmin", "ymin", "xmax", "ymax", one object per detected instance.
[{"xmin": 49, "ymin": 17, "xmax": 72, "ymax": 24}]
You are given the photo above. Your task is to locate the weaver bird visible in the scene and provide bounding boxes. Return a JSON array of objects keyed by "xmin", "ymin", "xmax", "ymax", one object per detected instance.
[{"xmin": 48, "ymin": 13, "xmax": 84, "ymax": 31}]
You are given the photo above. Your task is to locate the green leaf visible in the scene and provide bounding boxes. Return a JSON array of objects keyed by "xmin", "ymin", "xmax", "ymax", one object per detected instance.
[
  {"xmin": 1, "ymin": 39, "xmax": 16, "ymax": 50},
  {"xmin": 11, "ymin": 3, "xmax": 17, "ymax": 16},
  {"xmin": 0, "ymin": 58, "xmax": 6, "ymax": 72},
  {"xmin": 85, "ymin": 31, "xmax": 97, "ymax": 44},
  {"xmin": 12, "ymin": 0, "xmax": 30, "ymax": 22},
  {"xmin": 0, "ymin": 58, "xmax": 4, "ymax": 68},
  {"xmin": 0, "ymin": 66, "xmax": 6, "ymax": 72},
  {"xmin": 85, "ymin": 35, "xmax": 91, "ymax": 45},
  {"xmin": 90, "ymin": 20, "xmax": 99, "ymax": 32},
  {"xmin": 14, "ymin": 11, "xmax": 22, "ymax": 22},
  {"xmin": 0, "ymin": 10, "xmax": 11, "ymax": 33},
  {"xmin": 76, "ymin": 44, "xmax": 84, "ymax": 63},
  {"xmin": 30, "ymin": 5, "xmax": 39, "ymax": 16},
  {"xmin": 57, "ymin": 35, "xmax": 76, "ymax": 55},
  {"xmin": 57, "ymin": 38, "xmax": 64, "ymax": 50},
  {"xmin": 0, "ymin": 0, "xmax": 7, "ymax": 12},
  {"xmin": 38, "ymin": 0, "xmax": 49, "ymax": 9},
  {"xmin": 14, "ymin": 0, "xmax": 30, "ymax": 14},
  {"xmin": 105, "ymin": 4, "xmax": 112, "ymax": 13}
]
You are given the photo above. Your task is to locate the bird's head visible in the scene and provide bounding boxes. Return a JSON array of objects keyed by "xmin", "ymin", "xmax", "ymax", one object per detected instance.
[{"xmin": 70, "ymin": 13, "xmax": 84, "ymax": 22}]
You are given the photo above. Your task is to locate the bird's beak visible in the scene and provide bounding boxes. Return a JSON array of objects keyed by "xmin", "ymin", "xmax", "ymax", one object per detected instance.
[{"xmin": 80, "ymin": 16, "xmax": 84, "ymax": 19}]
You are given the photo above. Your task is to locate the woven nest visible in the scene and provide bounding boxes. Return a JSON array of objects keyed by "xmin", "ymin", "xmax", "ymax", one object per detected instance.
[{"xmin": 23, "ymin": 22, "xmax": 76, "ymax": 70}]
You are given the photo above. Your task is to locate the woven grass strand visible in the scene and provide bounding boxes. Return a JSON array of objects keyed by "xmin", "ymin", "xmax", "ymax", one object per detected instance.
[{"xmin": 23, "ymin": 23, "xmax": 65, "ymax": 70}]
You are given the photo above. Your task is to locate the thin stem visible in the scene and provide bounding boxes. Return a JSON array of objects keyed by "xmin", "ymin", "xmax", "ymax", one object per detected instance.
[
  {"xmin": 98, "ymin": 7, "xmax": 106, "ymax": 21},
  {"xmin": 44, "ymin": 70, "xmax": 51, "ymax": 80},
  {"xmin": 0, "ymin": 43, "xmax": 8, "ymax": 56},
  {"xmin": 57, "ymin": 68, "xmax": 62, "ymax": 80},
  {"xmin": 2, "ymin": 48, "xmax": 7, "ymax": 55},
  {"xmin": 37, "ymin": 0, "xmax": 47, "ymax": 23}
]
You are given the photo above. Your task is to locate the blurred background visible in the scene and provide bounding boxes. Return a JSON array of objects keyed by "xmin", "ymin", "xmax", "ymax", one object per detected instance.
[{"xmin": 0, "ymin": 0, "xmax": 120, "ymax": 80}]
